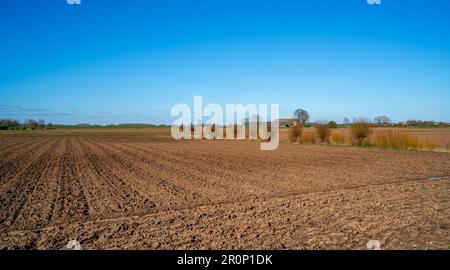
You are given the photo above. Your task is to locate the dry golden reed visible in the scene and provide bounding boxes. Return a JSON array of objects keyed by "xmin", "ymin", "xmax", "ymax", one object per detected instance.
[
  {"xmin": 330, "ymin": 131, "xmax": 348, "ymax": 145},
  {"xmin": 300, "ymin": 132, "xmax": 316, "ymax": 144},
  {"xmin": 420, "ymin": 138, "xmax": 438, "ymax": 150},
  {"xmin": 372, "ymin": 130, "xmax": 438, "ymax": 151}
]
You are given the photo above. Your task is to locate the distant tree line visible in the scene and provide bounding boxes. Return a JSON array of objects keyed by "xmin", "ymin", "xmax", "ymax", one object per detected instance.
[
  {"xmin": 0, "ymin": 118, "xmax": 170, "ymax": 130},
  {"xmin": 289, "ymin": 108, "xmax": 449, "ymax": 129},
  {"xmin": 1, "ymin": 115, "xmax": 449, "ymax": 131},
  {"xmin": 400, "ymin": 120, "xmax": 449, "ymax": 127},
  {"xmin": 0, "ymin": 118, "xmax": 54, "ymax": 130}
]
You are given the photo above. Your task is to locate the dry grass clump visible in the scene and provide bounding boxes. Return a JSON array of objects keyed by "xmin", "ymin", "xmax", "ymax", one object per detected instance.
[
  {"xmin": 330, "ymin": 131, "xmax": 348, "ymax": 145},
  {"xmin": 288, "ymin": 124, "xmax": 303, "ymax": 143},
  {"xmin": 351, "ymin": 120, "xmax": 372, "ymax": 146},
  {"xmin": 300, "ymin": 132, "xmax": 316, "ymax": 144},
  {"xmin": 314, "ymin": 123, "xmax": 331, "ymax": 144}
]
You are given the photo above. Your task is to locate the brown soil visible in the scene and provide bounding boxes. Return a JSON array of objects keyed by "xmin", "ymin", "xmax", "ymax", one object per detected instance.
[{"xmin": 0, "ymin": 136, "xmax": 449, "ymax": 249}]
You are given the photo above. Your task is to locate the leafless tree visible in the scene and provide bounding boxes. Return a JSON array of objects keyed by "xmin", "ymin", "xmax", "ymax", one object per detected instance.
[
  {"xmin": 374, "ymin": 115, "xmax": 391, "ymax": 126},
  {"xmin": 293, "ymin": 109, "xmax": 309, "ymax": 125}
]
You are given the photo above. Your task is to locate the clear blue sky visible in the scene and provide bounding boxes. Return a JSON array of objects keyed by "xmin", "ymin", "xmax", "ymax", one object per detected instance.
[{"xmin": 1, "ymin": 0, "xmax": 449, "ymax": 125}]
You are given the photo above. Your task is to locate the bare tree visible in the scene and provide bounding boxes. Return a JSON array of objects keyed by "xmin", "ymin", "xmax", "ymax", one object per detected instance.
[
  {"xmin": 37, "ymin": 119, "xmax": 46, "ymax": 127},
  {"xmin": 25, "ymin": 119, "xmax": 38, "ymax": 128},
  {"xmin": 374, "ymin": 116, "xmax": 391, "ymax": 126},
  {"xmin": 293, "ymin": 109, "xmax": 309, "ymax": 125},
  {"xmin": 343, "ymin": 117, "xmax": 350, "ymax": 126}
]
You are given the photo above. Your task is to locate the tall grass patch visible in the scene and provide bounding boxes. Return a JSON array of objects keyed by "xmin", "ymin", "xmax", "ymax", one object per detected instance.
[
  {"xmin": 330, "ymin": 131, "xmax": 348, "ymax": 145},
  {"xmin": 373, "ymin": 130, "xmax": 418, "ymax": 150},
  {"xmin": 300, "ymin": 132, "xmax": 316, "ymax": 144},
  {"xmin": 372, "ymin": 130, "xmax": 438, "ymax": 151}
]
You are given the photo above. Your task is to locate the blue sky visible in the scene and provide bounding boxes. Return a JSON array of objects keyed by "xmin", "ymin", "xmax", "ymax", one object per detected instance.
[{"xmin": 1, "ymin": 0, "xmax": 449, "ymax": 125}]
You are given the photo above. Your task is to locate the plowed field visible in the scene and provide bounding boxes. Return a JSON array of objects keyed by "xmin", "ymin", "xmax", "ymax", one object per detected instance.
[{"xmin": 1, "ymin": 136, "xmax": 449, "ymax": 249}]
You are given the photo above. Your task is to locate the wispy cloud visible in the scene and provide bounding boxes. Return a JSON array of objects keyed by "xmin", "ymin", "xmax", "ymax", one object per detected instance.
[
  {"xmin": 0, "ymin": 105, "xmax": 170, "ymax": 125},
  {"xmin": 0, "ymin": 105, "xmax": 51, "ymax": 113},
  {"xmin": 0, "ymin": 105, "xmax": 74, "ymax": 121}
]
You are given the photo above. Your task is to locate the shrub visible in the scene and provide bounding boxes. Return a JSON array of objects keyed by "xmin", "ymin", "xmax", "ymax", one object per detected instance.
[
  {"xmin": 351, "ymin": 120, "xmax": 372, "ymax": 146},
  {"xmin": 288, "ymin": 124, "xmax": 303, "ymax": 143},
  {"xmin": 330, "ymin": 131, "xmax": 347, "ymax": 145},
  {"xmin": 328, "ymin": 121, "xmax": 338, "ymax": 129},
  {"xmin": 314, "ymin": 123, "xmax": 331, "ymax": 143}
]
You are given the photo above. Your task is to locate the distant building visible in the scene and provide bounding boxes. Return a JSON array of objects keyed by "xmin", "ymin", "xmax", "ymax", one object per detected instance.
[{"xmin": 277, "ymin": 119, "xmax": 296, "ymax": 127}]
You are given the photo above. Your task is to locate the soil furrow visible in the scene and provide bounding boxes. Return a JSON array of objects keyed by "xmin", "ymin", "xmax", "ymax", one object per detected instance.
[
  {"xmin": 75, "ymin": 138, "xmax": 155, "ymax": 218},
  {"xmin": 86, "ymin": 137, "xmax": 207, "ymax": 209},
  {"xmin": 48, "ymin": 138, "xmax": 90, "ymax": 225},
  {"xmin": 0, "ymin": 139, "xmax": 62, "ymax": 232},
  {"xmin": 0, "ymin": 138, "xmax": 52, "ymax": 185}
]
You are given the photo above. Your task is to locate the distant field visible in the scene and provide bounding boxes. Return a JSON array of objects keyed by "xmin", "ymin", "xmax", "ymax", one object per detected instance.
[
  {"xmin": 0, "ymin": 127, "xmax": 172, "ymax": 137},
  {"xmin": 2, "ymin": 126, "xmax": 450, "ymax": 148}
]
